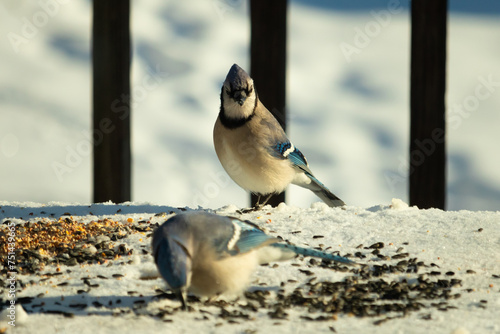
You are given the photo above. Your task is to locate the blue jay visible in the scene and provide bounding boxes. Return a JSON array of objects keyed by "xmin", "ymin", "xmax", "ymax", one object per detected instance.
[
  {"xmin": 214, "ymin": 64, "xmax": 345, "ymax": 209},
  {"xmin": 152, "ymin": 212, "xmax": 354, "ymax": 309}
]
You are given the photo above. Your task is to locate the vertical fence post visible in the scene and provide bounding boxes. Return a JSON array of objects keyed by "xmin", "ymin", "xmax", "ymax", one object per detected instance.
[
  {"xmin": 410, "ymin": 0, "xmax": 447, "ymax": 209},
  {"xmin": 92, "ymin": 0, "xmax": 131, "ymax": 203},
  {"xmin": 250, "ymin": 0, "xmax": 287, "ymax": 207}
]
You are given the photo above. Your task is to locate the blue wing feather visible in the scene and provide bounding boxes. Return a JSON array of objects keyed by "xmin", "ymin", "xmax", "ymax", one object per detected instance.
[
  {"xmin": 287, "ymin": 150, "xmax": 308, "ymax": 169},
  {"xmin": 271, "ymin": 141, "xmax": 344, "ymax": 206},
  {"xmin": 272, "ymin": 141, "xmax": 309, "ymax": 171},
  {"xmin": 226, "ymin": 219, "xmax": 277, "ymax": 256}
]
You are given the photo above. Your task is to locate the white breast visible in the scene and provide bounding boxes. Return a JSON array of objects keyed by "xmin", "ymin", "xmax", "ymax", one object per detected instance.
[
  {"xmin": 214, "ymin": 122, "xmax": 295, "ymax": 195},
  {"xmin": 189, "ymin": 250, "xmax": 259, "ymax": 297}
]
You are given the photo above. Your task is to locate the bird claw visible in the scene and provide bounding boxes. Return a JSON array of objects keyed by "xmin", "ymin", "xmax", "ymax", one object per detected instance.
[
  {"xmin": 237, "ymin": 206, "xmax": 262, "ymax": 214},
  {"xmin": 237, "ymin": 199, "xmax": 271, "ymax": 213}
]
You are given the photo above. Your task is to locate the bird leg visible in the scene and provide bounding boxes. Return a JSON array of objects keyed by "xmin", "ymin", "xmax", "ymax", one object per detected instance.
[
  {"xmin": 238, "ymin": 194, "xmax": 274, "ymax": 213},
  {"xmin": 256, "ymin": 194, "xmax": 273, "ymax": 208}
]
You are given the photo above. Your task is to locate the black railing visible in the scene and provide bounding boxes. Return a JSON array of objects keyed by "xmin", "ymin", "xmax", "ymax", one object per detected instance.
[
  {"xmin": 92, "ymin": 1, "xmax": 448, "ymax": 210},
  {"xmin": 92, "ymin": 0, "xmax": 131, "ymax": 204}
]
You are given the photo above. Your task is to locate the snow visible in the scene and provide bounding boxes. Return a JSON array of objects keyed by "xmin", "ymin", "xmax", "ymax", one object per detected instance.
[{"xmin": 1, "ymin": 200, "xmax": 499, "ymax": 333}]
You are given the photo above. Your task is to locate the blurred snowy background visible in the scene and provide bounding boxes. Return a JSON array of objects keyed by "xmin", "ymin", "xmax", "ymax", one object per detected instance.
[{"xmin": 1, "ymin": 0, "xmax": 499, "ymax": 211}]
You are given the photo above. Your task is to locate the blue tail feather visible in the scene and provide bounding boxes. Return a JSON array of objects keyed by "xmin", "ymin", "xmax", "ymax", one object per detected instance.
[
  {"xmin": 306, "ymin": 173, "xmax": 345, "ymax": 207},
  {"xmin": 271, "ymin": 243, "xmax": 355, "ymax": 265}
]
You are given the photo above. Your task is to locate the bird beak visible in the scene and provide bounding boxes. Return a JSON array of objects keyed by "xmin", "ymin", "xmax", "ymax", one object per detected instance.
[{"xmin": 233, "ymin": 90, "xmax": 247, "ymax": 106}]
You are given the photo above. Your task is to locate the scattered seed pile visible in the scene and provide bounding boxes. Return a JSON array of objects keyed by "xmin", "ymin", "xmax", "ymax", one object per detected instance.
[
  {"xmin": 266, "ymin": 257, "xmax": 462, "ymax": 325},
  {"xmin": 0, "ymin": 217, "xmax": 154, "ymax": 274},
  {"xmin": 155, "ymin": 242, "xmax": 468, "ymax": 325}
]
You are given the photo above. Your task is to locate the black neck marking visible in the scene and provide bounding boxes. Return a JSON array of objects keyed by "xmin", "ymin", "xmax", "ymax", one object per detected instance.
[{"xmin": 219, "ymin": 90, "xmax": 258, "ymax": 129}]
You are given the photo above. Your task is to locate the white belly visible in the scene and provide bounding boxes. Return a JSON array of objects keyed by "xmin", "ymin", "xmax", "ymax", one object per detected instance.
[
  {"xmin": 190, "ymin": 250, "xmax": 259, "ymax": 297},
  {"xmin": 214, "ymin": 129, "xmax": 295, "ymax": 195}
]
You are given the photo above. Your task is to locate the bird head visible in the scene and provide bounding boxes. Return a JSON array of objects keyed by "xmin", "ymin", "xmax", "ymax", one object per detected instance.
[
  {"xmin": 221, "ymin": 64, "xmax": 257, "ymax": 120},
  {"xmin": 152, "ymin": 219, "xmax": 194, "ymax": 309}
]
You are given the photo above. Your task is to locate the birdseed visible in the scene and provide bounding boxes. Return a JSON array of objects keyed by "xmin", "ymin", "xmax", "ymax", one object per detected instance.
[{"xmin": 0, "ymin": 217, "xmax": 483, "ymax": 328}]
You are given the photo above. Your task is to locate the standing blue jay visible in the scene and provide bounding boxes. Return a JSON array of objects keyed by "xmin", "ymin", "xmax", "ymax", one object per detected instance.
[
  {"xmin": 152, "ymin": 212, "xmax": 354, "ymax": 309},
  {"xmin": 214, "ymin": 64, "xmax": 345, "ymax": 209}
]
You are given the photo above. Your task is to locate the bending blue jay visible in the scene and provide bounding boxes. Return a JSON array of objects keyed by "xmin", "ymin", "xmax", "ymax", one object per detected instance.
[
  {"xmin": 152, "ymin": 212, "xmax": 355, "ymax": 309},
  {"xmin": 214, "ymin": 64, "xmax": 345, "ymax": 209}
]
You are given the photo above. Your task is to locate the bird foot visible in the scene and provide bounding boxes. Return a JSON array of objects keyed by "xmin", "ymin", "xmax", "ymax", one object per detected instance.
[{"xmin": 237, "ymin": 205, "xmax": 263, "ymax": 214}]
